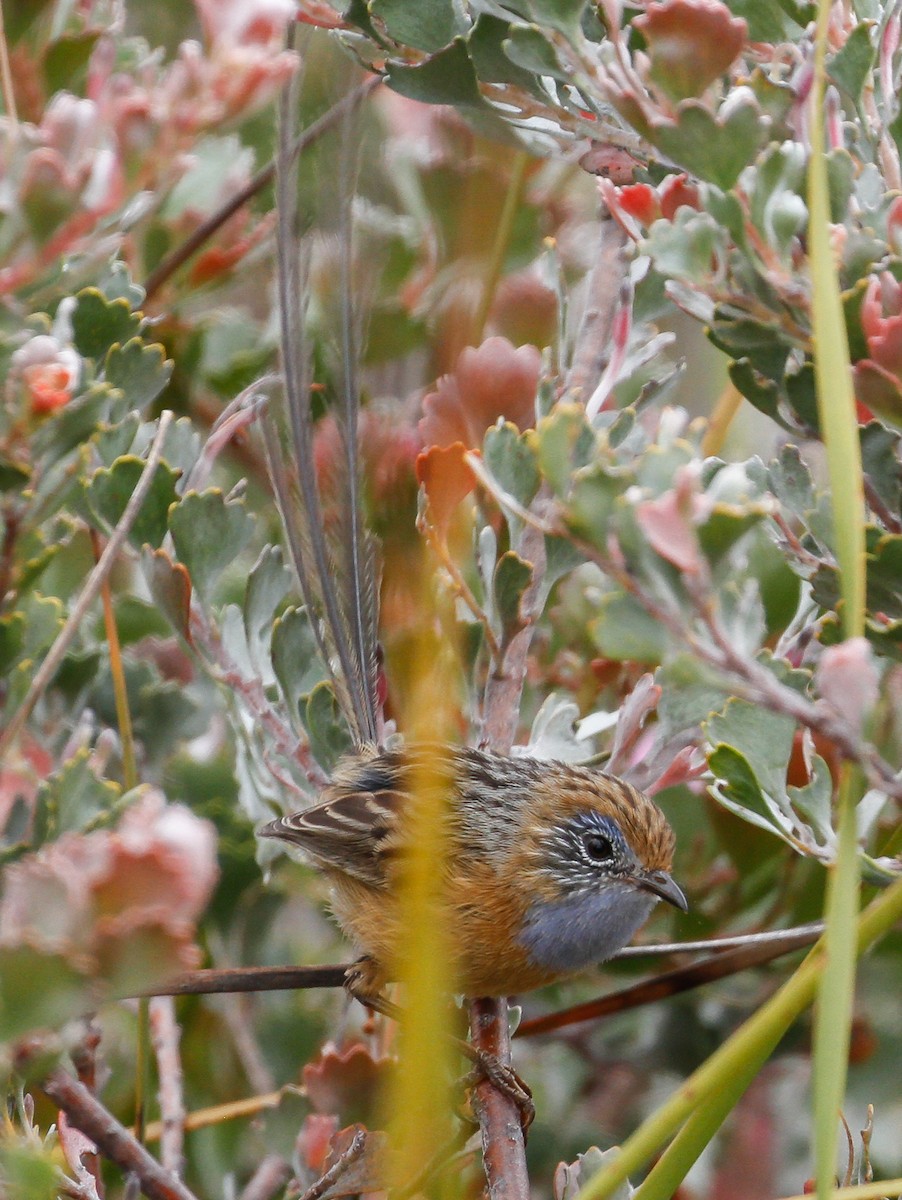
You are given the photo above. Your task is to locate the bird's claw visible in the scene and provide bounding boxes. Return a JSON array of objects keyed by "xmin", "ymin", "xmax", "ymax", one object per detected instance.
[{"xmin": 467, "ymin": 1052, "xmax": 535, "ymax": 1134}]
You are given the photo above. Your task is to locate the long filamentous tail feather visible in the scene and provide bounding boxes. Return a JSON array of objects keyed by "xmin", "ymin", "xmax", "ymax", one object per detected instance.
[{"xmin": 268, "ymin": 62, "xmax": 380, "ymax": 749}]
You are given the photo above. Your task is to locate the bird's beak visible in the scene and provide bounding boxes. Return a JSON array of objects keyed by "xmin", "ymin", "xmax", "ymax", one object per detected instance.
[{"xmin": 639, "ymin": 869, "xmax": 689, "ymax": 912}]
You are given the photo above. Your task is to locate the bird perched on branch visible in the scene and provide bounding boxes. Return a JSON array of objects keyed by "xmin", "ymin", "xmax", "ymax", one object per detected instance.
[{"xmin": 258, "ymin": 73, "xmax": 686, "ymax": 1007}]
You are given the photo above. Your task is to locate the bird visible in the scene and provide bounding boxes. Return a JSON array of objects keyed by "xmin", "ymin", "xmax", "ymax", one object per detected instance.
[
  {"xmin": 260, "ymin": 743, "xmax": 687, "ymax": 1000},
  {"xmin": 260, "ymin": 73, "xmax": 687, "ymax": 1010}
]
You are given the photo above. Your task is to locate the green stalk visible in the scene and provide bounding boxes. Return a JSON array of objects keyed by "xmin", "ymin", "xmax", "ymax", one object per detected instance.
[
  {"xmin": 808, "ymin": 0, "xmax": 866, "ymax": 638},
  {"xmin": 92, "ymin": 530, "xmax": 138, "ymax": 792},
  {"xmin": 812, "ymin": 767, "xmax": 862, "ymax": 1197},
  {"xmin": 574, "ymin": 873, "xmax": 902, "ymax": 1200},
  {"xmin": 629, "ymin": 1051, "xmax": 764, "ymax": 1200},
  {"xmin": 383, "ymin": 584, "xmax": 460, "ymax": 1199},
  {"xmin": 807, "ymin": 0, "xmax": 867, "ymax": 1185}
]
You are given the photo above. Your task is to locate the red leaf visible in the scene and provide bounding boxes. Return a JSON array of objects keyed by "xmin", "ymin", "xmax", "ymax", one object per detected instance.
[
  {"xmin": 415, "ymin": 442, "xmax": 476, "ymax": 533},
  {"xmin": 419, "ymin": 337, "xmax": 541, "ymax": 451},
  {"xmin": 634, "ymin": 0, "xmax": 747, "ymax": 102}
]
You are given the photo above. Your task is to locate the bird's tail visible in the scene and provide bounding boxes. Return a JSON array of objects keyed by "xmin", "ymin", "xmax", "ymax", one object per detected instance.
[{"xmin": 264, "ymin": 66, "xmax": 381, "ymax": 749}]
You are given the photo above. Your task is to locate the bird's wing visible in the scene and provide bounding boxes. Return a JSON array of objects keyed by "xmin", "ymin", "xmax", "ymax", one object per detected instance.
[{"xmin": 260, "ymin": 785, "xmax": 404, "ymax": 888}]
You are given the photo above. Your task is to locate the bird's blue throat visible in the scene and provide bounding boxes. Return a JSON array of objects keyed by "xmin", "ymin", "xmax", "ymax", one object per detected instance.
[{"xmin": 519, "ymin": 887, "xmax": 657, "ymax": 972}]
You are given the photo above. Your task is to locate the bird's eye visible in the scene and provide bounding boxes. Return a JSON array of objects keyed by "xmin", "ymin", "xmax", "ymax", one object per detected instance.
[{"xmin": 582, "ymin": 832, "xmax": 614, "ymax": 862}]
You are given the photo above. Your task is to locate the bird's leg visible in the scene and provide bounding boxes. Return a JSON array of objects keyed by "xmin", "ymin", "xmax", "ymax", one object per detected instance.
[{"xmin": 343, "ymin": 960, "xmax": 535, "ymax": 1133}]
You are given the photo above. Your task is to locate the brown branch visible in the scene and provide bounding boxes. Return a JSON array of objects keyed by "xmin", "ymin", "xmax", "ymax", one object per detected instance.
[
  {"xmin": 564, "ymin": 217, "xmax": 630, "ymax": 402},
  {"xmin": 218, "ymin": 991, "xmax": 277, "ymax": 1096},
  {"xmin": 41, "ymin": 1070, "xmax": 200, "ymax": 1200},
  {"xmin": 238, "ymin": 1155, "xmax": 292, "ymax": 1200},
  {"xmin": 69, "ymin": 1021, "xmax": 105, "ymax": 1198},
  {"xmin": 468, "ymin": 999, "xmax": 531, "ymax": 1200},
  {"xmin": 294, "ymin": 1127, "xmax": 366, "ymax": 1200},
  {"xmin": 515, "ymin": 924, "xmax": 823, "ymax": 1038},
  {"xmin": 863, "ymin": 476, "xmax": 902, "ymax": 535},
  {"xmin": 137, "ymin": 963, "xmax": 349, "ymax": 998},
  {"xmin": 143, "ymin": 76, "xmax": 382, "ymax": 303}
]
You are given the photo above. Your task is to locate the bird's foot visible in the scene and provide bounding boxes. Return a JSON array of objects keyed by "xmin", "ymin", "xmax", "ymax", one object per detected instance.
[
  {"xmin": 343, "ymin": 957, "xmax": 402, "ymax": 1021},
  {"xmin": 465, "ymin": 1052, "xmax": 535, "ymax": 1134}
]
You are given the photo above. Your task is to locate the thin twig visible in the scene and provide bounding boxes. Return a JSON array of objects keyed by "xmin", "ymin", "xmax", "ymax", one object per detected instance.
[
  {"xmin": 217, "ymin": 991, "xmax": 277, "ymax": 1096},
  {"xmin": 136, "ymin": 963, "xmax": 349, "ymax": 998},
  {"xmin": 0, "ymin": 411, "xmax": 174, "ymax": 760},
  {"xmin": 465, "ymin": 453, "xmax": 558, "ymax": 536},
  {"xmin": 41, "ymin": 1070, "xmax": 200, "ymax": 1200},
  {"xmin": 188, "ymin": 603, "xmax": 328, "ymax": 789},
  {"xmin": 238, "ymin": 1155, "xmax": 292, "ymax": 1200},
  {"xmin": 70, "ymin": 1021, "xmax": 105, "ymax": 1199},
  {"xmin": 294, "ymin": 1128, "xmax": 366, "ymax": 1200},
  {"xmin": 565, "ymin": 217, "xmax": 630, "ymax": 402},
  {"xmin": 688, "ymin": 577, "xmax": 902, "ymax": 801},
  {"xmin": 143, "ymin": 77, "xmax": 382, "ymax": 302},
  {"xmin": 863, "ymin": 475, "xmax": 902, "ymax": 534},
  {"xmin": 515, "ymin": 924, "xmax": 824, "ymax": 1038},
  {"xmin": 92, "ymin": 528, "xmax": 139, "ymax": 790},
  {"xmin": 840, "ymin": 1111, "xmax": 856, "ymax": 1188},
  {"xmin": 148, "ymin": 998, "xmax": 186, "ymax": 1178},
  {"xmin": 143, "ymin": 1091, "xmax": 288, "ymax": 1143},
  {"xmin": 422, "ymin": 522, "xmax": 501, "ymax": 659},
  {"xmin": 134, "ymin": 1000, "xmax": 151, "ymax": 1149},
  {"xmin": 615, "ymin": 921, "xmax": 825, "ymax": 957}
]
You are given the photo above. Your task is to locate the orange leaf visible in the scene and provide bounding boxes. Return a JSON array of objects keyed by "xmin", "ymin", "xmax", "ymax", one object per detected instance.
[{"xmin": 415, "ymin": 442, "xmax": 476, "ymax": 533}]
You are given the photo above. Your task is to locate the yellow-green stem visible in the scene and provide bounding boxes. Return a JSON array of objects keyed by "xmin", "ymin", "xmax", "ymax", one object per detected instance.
[
  {"xmin": 700, "ymin": 384, "xmax": 743, "ymax": 457},
  {"xmin": 807, "ymin": 0, "xmax": 866, "ymax": 638},
  {"xmin": 384, "ymin": 576, "xmax": 459, "ymax": 1198},
  {"xmin": 808, "ymin": 0, "xmax": 867, "ymax": 1185},
  {"xmin": 92, "ymin": 531, "xmax": 138, "ymax": 792},
  {"xmin": 813, "ymin": 766, "xmax": 862, "ymax": 1198}
]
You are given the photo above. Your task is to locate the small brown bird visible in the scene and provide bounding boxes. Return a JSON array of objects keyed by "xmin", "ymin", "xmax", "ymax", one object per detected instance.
[
  {"xmin": 261, "ymin": 83, "xmax": 686, "ymax": 1006},
  {"xmin": 260, "ymin": 743, "xmax": 686, "ymax": 999}
]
